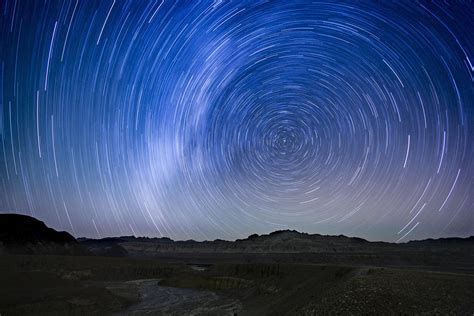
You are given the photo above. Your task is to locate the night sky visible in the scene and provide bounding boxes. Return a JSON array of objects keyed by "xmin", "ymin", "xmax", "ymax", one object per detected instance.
[{"xmin": 0, "ymin": 1, "xmax": 473, "ymax": 242}]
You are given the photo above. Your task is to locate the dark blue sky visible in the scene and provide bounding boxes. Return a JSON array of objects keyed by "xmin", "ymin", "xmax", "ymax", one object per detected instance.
[{"xmin": 0, "ymin": 1, "xmax": 473, "ymax": 242}]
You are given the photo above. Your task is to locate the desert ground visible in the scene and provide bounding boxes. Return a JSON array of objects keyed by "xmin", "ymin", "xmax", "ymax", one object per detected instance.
[{"xmin": 1, "ymin": 254, "xmax": 473, "ymax": 315}]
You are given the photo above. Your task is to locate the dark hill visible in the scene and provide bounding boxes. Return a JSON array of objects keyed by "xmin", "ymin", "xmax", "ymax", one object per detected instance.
[
  {"xmin": 0, "ymin": 214, "xmax": 75, "ymax": 244},
  {"xmin": 0, "ymin": 213, "xmax": 86, "ymax": 255}
]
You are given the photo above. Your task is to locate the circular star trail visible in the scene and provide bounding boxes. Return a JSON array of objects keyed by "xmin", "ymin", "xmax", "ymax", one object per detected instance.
[{"xmin": 0, "ymin": 1, "xmax": 473, "ymax": 242}]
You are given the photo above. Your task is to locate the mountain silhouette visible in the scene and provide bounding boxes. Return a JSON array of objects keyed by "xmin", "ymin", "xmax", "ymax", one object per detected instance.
[{"xmin": 0, "ymin": 213, "xmax": 84, "ymax": 255}]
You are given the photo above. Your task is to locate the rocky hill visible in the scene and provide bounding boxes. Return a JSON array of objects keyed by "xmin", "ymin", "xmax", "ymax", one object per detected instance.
[
  {"xmin": 76, "ymin": 229, "xmax": 474, "ymax": 272},
  {"xmin": 0, "ymin": 213, "xmax": 86, "ymax": 255},
  {"xmin": 116, "ymin": 230, "xmax": 383, "ymax": 255},
  {"xmin": 78, "ymin": 229, "xmax": 474, "ymax": 255}
]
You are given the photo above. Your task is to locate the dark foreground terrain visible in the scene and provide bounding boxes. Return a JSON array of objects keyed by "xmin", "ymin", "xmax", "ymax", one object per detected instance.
[
  {"xmin": 0, "ymin": 214, "xmax": 473, "ymax": 315},
  {"xmin": 1, "ymin": 255, "xmax": 473, "ymax": 315}
]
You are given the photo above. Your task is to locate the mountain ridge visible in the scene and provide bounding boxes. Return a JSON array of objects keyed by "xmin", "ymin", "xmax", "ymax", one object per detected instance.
[
  {"xmin": 78, "ymin": 228, "xmax": 474, "ymax": 245},
  {"xmin": 0, "ymin": 213, "xmax": 86, "ymax": 255},
  {"xmin": 1, "ymin": 214, "xmax": 473, "ymax": 272}
]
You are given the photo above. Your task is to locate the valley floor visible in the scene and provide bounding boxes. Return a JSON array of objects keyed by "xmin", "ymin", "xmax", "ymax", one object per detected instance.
[{"xmin": 0, "ymin": 255, "xmax": 473, "ymax": 315}]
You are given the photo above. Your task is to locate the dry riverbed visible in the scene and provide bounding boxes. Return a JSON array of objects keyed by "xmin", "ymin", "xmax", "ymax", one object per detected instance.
[{"xmin": 110, "ymin": 279, "xmax": 241, "ymax": 315}]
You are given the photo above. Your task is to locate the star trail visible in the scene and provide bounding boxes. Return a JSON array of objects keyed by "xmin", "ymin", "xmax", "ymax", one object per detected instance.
[{"xmin": 0, "ymin": 1, "xmax": 473, "ymax": 242}]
